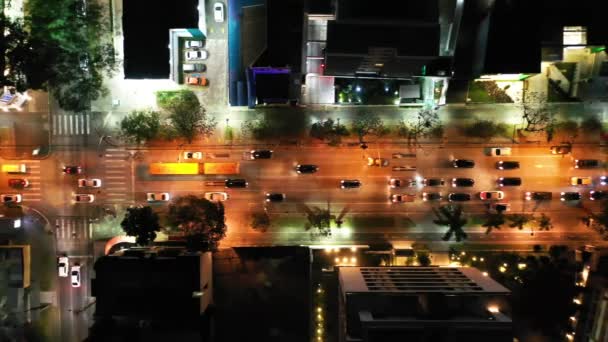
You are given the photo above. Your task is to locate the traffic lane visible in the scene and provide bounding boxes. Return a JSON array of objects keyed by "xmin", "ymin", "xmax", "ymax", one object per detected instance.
[{"xmin": 57, "ymin": 255, "xmax": 91, "ymax": 342}]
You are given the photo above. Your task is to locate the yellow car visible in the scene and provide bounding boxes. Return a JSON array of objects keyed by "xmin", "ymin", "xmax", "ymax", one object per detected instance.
[{"xmin": 571, "ymin": 177, "xmax": 592, "ymax": 186}]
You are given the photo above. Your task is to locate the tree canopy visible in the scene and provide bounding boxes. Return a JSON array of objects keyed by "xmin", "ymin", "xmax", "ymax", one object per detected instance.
[
  {"xmin": 433, "ymin": 205, "xmax": 468, "ymax": 242},
  {"xmin": 159, "ymin": 90, "xmax": 216, "ymax": 143},
  {"xmin": 305, "ymin": 207, "xmax": 332, "ymax": 237},
  {"xmin": 119, "ymin": 109, "xmax": 161, "ymax": 145},
  {"xmin": 397, "ymin": 108, "xmax": 444, "ymax": 145},
  {"xmin": 0, "ymin": 16, "xmax": 33, "ymax": 91},
  {"xmin": 351, "ymin": 112, "xmax": 387, "ymax": 143},
  {"xmin": 167, "ymin": 195, "xmax": 226, "ymax": 251},
  {"xmin": 120, "ymin": 206, "xmax": 161, "ymax": 246}
]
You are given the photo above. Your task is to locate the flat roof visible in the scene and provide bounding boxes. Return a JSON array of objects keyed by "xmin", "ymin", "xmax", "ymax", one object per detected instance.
[{"xmin": 339, "ymin": 267, "xmax": 510, "ymax": 294}]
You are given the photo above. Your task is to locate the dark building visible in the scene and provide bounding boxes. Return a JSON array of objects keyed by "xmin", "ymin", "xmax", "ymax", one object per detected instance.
[{"xmin": 338, "ymin": 266, "xmax": 512, "ymax": 342}]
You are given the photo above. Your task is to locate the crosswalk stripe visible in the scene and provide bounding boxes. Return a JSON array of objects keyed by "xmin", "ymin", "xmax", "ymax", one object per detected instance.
[
  {"xmin": 105, "ymin": 170, "xmax": 125, "ymax": 174},
  {"xmin": 106, "ymin": 148, "xmax": 126, "ymax": 152},
  {"xmin": 107, "ymin": 193, "xmax": 128, "ymax": 197},
  {"xmin": 23, "ymin": 198, "xmax": 41, "ymax": 202},
  {"xmin": 106, "ymin": 176, "xmax": 126, "ymax": 179}
]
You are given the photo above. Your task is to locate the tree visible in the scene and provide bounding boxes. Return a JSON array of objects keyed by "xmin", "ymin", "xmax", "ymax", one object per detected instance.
[
  {"xmin": 536, "ymin": 213, "xmax": 553, "ymax": 231},
  {"xmin": 583, "ymin": 201, "xmax": 608, "ymax": 238},
  {"xmin": 25, "ymin": 0, "xmax": 118, "ymax": 112},
  {"xmin": 463, "ymin": 120, "xmax": 508, "ymax": 140},
  {"xmin": 433, "ymin": 205, "xmax": 468, "ymax": 242},
  {"xmin": 251, "ymin": 211, "xmax": 270, "ymax": 232},
  {"xmin": 553, "ymin": 120, "xmax": 579, "ymax": 139},
  {"xmin": 397, "ymin": 108, "xmax": 443, "ymax": 145},
  {"xmin": 0, "ymin": 16, "xmax": 33, "ymax": 91},
  {"xmin": 310, "ymin": 118, "xmax": 349, "ymax": 145},
  {"xmin": 581, "ymin": 115, "xmax": 602, "ymax": 134},
  {"xmin": 161, "ymin": 90, "xmax": 216, "ymax": 143},
  {"xmin": 119, "ymin": 109, "xmax": 161, "ymax": 145},
  {"xmin": 167, "ymin": 195, "xmax": 226, "ymax": 251},
  {"xmin": 305, "ymin": 207, "xmax": 332, "ymax": 237},
  {"xmin": 120, "ymin": 206, "xmax": 161, "ymax": 246},
  {"xmin": 416, "ymin": 252, "xmax": 432, "ymax": 266},
  {"xmin": 507, "ymin": 214, "xmax": 533, "ymax": 230},
  {"xmin": 482, "ymin": 212, "xmax": 505, "ymax": 234},
  {"xmin": 521, "ymin": 92, "xmax": 555, "ymax": 132},
  {"xmin": 351, "ymin": 112, "xmax": 387, "ymax": 143}
]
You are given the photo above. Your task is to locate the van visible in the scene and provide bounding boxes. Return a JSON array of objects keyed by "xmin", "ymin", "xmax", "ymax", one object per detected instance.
[{"xmin": 2, "ymin": 164, "xmax": 26, "ymax": 173}]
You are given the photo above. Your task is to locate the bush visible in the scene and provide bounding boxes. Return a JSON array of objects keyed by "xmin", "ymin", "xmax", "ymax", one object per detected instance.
[{"xmin": 463, "ymin": 120, "xmax": 508, "ymax": 140}]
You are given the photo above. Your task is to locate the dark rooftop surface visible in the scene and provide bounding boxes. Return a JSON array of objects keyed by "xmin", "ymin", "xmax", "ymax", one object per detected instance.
[
  {"xmin": 122, "ymin": 0, "xmax": 198, "ymax": 78},
  {"xmin": 336, "ymin": 0, "xmax": 438, "ymax": 22}
]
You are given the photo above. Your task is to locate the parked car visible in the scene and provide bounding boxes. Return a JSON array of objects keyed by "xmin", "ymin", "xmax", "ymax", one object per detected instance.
[
  {"xmin": 601, "ymin": 176, "xmax": 608, "ymax": 186},
  {"xmin": 488, "ymin": 202, "xmax": 510, "ymax": 213},
  {"xmin": 422, "ymin": 192, "xmax": 442, "ymax": 201},
  {"xmin": 496, "ymin": 161, "xmax": 520, "ymax": 170},
  {"xmin": 498, "ymin": 177, "xmax": 522, "ymax": 187},
  {"xmin": 250, "ymin": 150, "xmax": 273, "ymax": 159},
  {"xmin": 183, "ymin": 63, "xmax": 206, "ymax": 72},
  {"xmin": 265, "ymin": 193, "xmax": 286, "ymax": 202},
  {"xmin": 185, "ymin": 50, "xmax": 208, "ymax": 61},
  {"xmin": 296, "ymin": 164, "xmax": 318, "ymax": 174},
  {"xmin": 78, "ymin": 179, "xmax": 101, "ymax": 188},
  {"xmin": 452, "ymin": 178, "xmax": 474, "ymax": 187},
  {"xmin": 340, "ymin": 180, "xmax": 361, "ymax": 189},
  {"xmin": 186, "ymin": 75, "xmax": 208, "ymax": 86},
  {"xmin": 480, "ymin": 191, "xmax": 505, "ymax": 200},
  {"xmin": 1, "ymin": 194, "xmax": 22, "ymax": 203},
  {"xmin": 185, "ymin": 40, "xmax": 204, "ymax": 49},
  {"xmin": 214, "ymin": 2, "xmax": 225, "ymax": 22},
  {"xmin": 57, "ymin": 256, "xmax": 69, "ymax": 277},
  {"xmin": 225, "ymin": 179, "xmax": 248, "ymax": 188},
  {"xmin": 368, "ymin": 157, "xmax": 389, "ymax": 167},
  {"xmin": 146, "ymin": 193, "xmax": 170, "ymax": 202},
  {"xmin": 62, "ymin": 166, "xmax": 82, "ymax": 174},
  {"xmin": 389, "ymin": 178, "xmax": 416, "ymax": 188},
  {"xmin": 390, "ymin": 194, "xmax": 416, "ymax": 203},
  {"xmin": 422, "ymin": 178, "xmax": 445, "ymax": 187},
  {"xmin": 590, "ymin": 190, "xmax": 607, "ymax": 201},
  {"xmin": 448, "ymin": 193, "xmax": 471, "ymax": 202},
  {"xmin": 71, "ymin": 265, "xmax": 81, "ymax": 288},
  {"xmin": 452, "ymin": 159, "xmax": 475, "ymax": 168},
  {"xmin": 204, "ymin": 192, "xmax": 229, "ymax": 202},
  {"xmin": 73, "ymin": 194, "xmax": 95, "ymax": 203},
  {"xmin": 550, "ymin": 145, "xmax": 571, "ymax": 154},
  {"xmin": 561, "ymin": 192, "xmax": 581, "ymax": 202},
  {"xmin": 575, "ymin": 159, "xmax": 600, "ymax": 169},
  {"xmin": 489, "ymin": 147, "xmax": 512, "ymax": 156},
  {"xmin": 525, "ymin": 191, "xmax": 552, "ymax": 201},
  {"xmin": 571, "ymin": 176, "xmax": 592, "ymax": 186},
  {"xmin": 8, "ymin": 179, "xmax": 28, "ymax": 188},
  {"xmin": 184, "ymin": 152, "xmax": 203, "ymax": 160}
]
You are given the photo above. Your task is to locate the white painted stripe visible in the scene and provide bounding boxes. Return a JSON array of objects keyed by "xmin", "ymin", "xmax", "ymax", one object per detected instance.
[
  {"xmin": 105, "ymin": 198, "xmax": 130, "ymax": 201},
  {"xmin": 23, "ymin": 199, "xmax": 41, "ymax": 202},
  {"xmin": 106, "ymin": 187, "xmax": 127, "ymax": 191},
  {"xmin": 105, "ymin": 160, "xmax": 125, "ymax": 163},
  {"xmin": 105, "ymin": 176, "xmax": 126, "ymax": 179},
  {"xmin": 79, "ymin": 115, "xmax": 85, "ymax": 135},
  {"xmin": 69, "ymin": 115, "xmax": 74, "ymax": 134},
  {"xmin": 107, "ymin": 193, "xmax": 128, "ymax": 197},
  {"xmin": 106, "ymin": 182, "xmax": 126, "ymax": 185},
  {"xmin": 85, "ymin": 114, "xmax": 90, "ymax": 135},
  {"xmin": 106, "ymin": 148, "xmax": 126, "ymax": 152},
  {"xmin": 28, "ymin": 188, "xmax": 41, "ymax": 190},
  {"xmin": 105, "ymin": 170, "xmax": 125, "ymax": 174},
  {"xmin": 26, "ymin": 176, "xmax": 41, "ymax": 179}
]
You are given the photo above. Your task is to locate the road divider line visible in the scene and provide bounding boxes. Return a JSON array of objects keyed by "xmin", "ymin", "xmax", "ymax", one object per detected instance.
[{"xmin": 105, "ymin": 176, "xmax": 127, "ymax": 179}]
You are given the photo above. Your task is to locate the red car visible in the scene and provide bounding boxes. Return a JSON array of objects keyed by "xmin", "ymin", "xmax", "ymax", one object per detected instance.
[
  {"xmin": 63, "ymin": 166, "xmax": 82, "ymax": 174},
  {"xmin": 8, "ymin": 179, "xmax": 29, "ymax": 188},
  {"xmin": 186, "ymin": 76, "xmax": 208, "ymax": 86}
]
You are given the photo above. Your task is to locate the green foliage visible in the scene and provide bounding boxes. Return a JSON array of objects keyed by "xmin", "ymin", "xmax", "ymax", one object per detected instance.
[
  {"xmin": 468, "ymin": 81, "xmax": 513, "ymax": 103},
  {"xmin": 251, "ymin": 211, "xmax": 270, "ymax": 232},
  {"xmin": 0, "ymin": 16, "xmax": 33, "ymax": 91},
  {"xmin": 521, "ymin": 91, "xmax": 555, "ymax": 132},
  {"xmin": 305, "ymin": 207, "xmax": 332, "ymax": 237},
  {"xmin": 119, "ymin": 109, "xmax": 161, "ymax": 145},
  {"xmin": 463, "ymin": 120, "xmax": 508, "ymax": 140},
  {"xmin": 433, "ymin": 205, "xmax": 468, "ymax": 242},
  {"xmin": 25, "ymin": 0, "xmax": 118, "ymax": 111},
  {"xmin": 224, "ymin": 126, "xmax": 234, "ymax": 141},
  {"xmin": 120, "ymin": 206, "xmax": 161, "ymax": 246},
  {"xmin": 553, "ymin": 120, "xmax": 579, "ymax": 138},
  {"xmin": 416, "ymin": 252, "xmax": 432, "ymax": 266},
  {"xmin": 536, "ymin": 213, "xmax": 553, "ymax": 231},
  {"xmin": 351, "ymin": 112, "xmax": 387, "ymax": 142},
  {"xmin": 167, "ymin": 195, "xmax": 226, "ymax": 251},
  {"xmin": 482, "ymin": 213, "xmax": 505, "ymax": 234},
  {"xmin": 310, "ymin": 118, "xmax": 349, "ymax": 144},
  {"xmin": 157, "ymin": 90, "xmax": 216, "ymax": 143},
  {"xmin": 156, "ymin": 90, "xmax": 199, "ymax": 109},
  {"xmin": 581, "ymin": 115, "xmax": 602, "ymax": 134},
  {"xmin": 398, "ymin": 108, "xmax": 444, "ymax": 144},
  {"xmin": 507, "ymin": 214, "xmax": 533, "ymax": 230},
  {"xmin": 241, "ymin": 108, "xmax": 308, "ymax": 140}
]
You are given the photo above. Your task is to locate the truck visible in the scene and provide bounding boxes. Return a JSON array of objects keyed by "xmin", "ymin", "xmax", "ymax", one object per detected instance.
[{"xmin": 148, "ymin": 162, "xmax": 239, "ymax": 175}]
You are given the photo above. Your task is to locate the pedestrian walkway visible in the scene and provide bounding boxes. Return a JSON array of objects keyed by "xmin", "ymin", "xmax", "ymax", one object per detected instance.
[
  {"xmin": 21, "ymin": 161, "xmax": 42, "ymax": 202},
  {"xmin": 52, "ymin": 113, "xmax": 91, "ymax": 136},
  {"xmin": 102, "ymin": 148, "xmax": 133, "ymax": 204},
  {"xmin": 55, "ymin": 216, "xmax": 91, "ymax": 241}
]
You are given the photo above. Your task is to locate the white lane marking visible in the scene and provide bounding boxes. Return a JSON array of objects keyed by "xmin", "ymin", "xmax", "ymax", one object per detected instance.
[
  {"xmin": 107, "ymin": 193, "xmax": 128, "ymax": 197},
  {"xmin": 105, "ymin": 170, "xmax": 125, "ymax": 174},
  {"xmin": 105, "ymin": 176, "xmax": 126, "ymax": 179}
]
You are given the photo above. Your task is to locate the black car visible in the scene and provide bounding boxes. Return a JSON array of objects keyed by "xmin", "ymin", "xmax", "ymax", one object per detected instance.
[
  {"xmin": 590, "ymin": 190, "xmax": 607, "ymax": 201},
  {"xmin": 451, "ymin": 178, "xmax": 475, "ymax": 187},
  {"xmin": 225, "ymin": 179, "xmax": 248, "ymax": 188},
  {"xmin": 561, "ymin": 192, "xmax": 581, "ymax": 201},
  {"xmin": 452, "ymin": 159, "xmax": 475, "ymax": 168},
  {"xmin": 422, "ymin": 192, "xmax": 442, "ymax": 201},
  {"xmin": 498, "ymin": 177, "xmax": 521, "ymax": 187},
  {"xmin": 525, "ymin": 191, "xmax": 552, "ymax": 201},
  {"xmin": 575, "ymin": 159, "xmax": 600, "ymax": 169},
  {"xmin": 296, "ymin": 164, "xmax": 318, "ymax": 174},
  {"xmin": 448, "ymin": 193, "xmax": 471, "ymax": 202},
  {"xmin": 63, "ymin": 166, "xmax": 82, "ymax": 174},
  {"xmin": 496, "ymin": 161, "xmax": 520, "ymax": 170},
  {"xmin": 340, "ymin": 180, "xmax": 361, "ymax": 189},
  {"xmin": 250, "ymin": 150, "xmax": 273, "ymax": 160},
  {"xmin": 265, "ymin": 193, "xmax": 286, "ymax": 202},
  {"xmin": 423, "ymin": 178, "xmax": 445, "ymax": 187}
]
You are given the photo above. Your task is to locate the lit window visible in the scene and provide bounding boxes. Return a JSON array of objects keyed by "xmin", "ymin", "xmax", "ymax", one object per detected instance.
[{"xmin": 563, "ymin": 26, "xmax": 587, "ymax": 46}]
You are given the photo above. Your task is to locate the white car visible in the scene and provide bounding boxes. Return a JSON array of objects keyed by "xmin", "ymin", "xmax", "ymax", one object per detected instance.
[
  {"xmin": 214, "ymin": 2, "xmax": 225, "ymax": 22},
  {"xmin": 489, "ymin": 147, "xmax": 512, "ymax": 156},
  {"xmin": 185, "ymin": 40, "xmax": 204, "ymax": 49},
  {"xmin": 479, "ymin": 191, "xmax": 505, "ymax": 200},
  {"xmin": 147, "ymin": 193, "xmax": 170, "ymax": 202},
  {"xmin": 184, "ymin": 151, "xmax": 203, "ymax": 160},
  {"xmin": 71, "ymin": 265, "xmax": 81, "ymax": 288},
  {"xmin": 78, "ymin": 178, "xmax": 102, "ymax": 188},
  {"xmin": 58, "ymin": 256, "xmax": 69, "ymax": 277},
  {"xmin": 204, "ymin": 192, "xmax": 229, "ymax": 202},
  {"xmin": 1, "ymin": 194, "xmax": 21, "ymax": 203},
  {"xmin": 185, "ymin": 50, "xmax": 208, "ymax": 61},
  {"xmin": 73, "ymin": 194, "xmax": 95, "ymax": 203}
]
